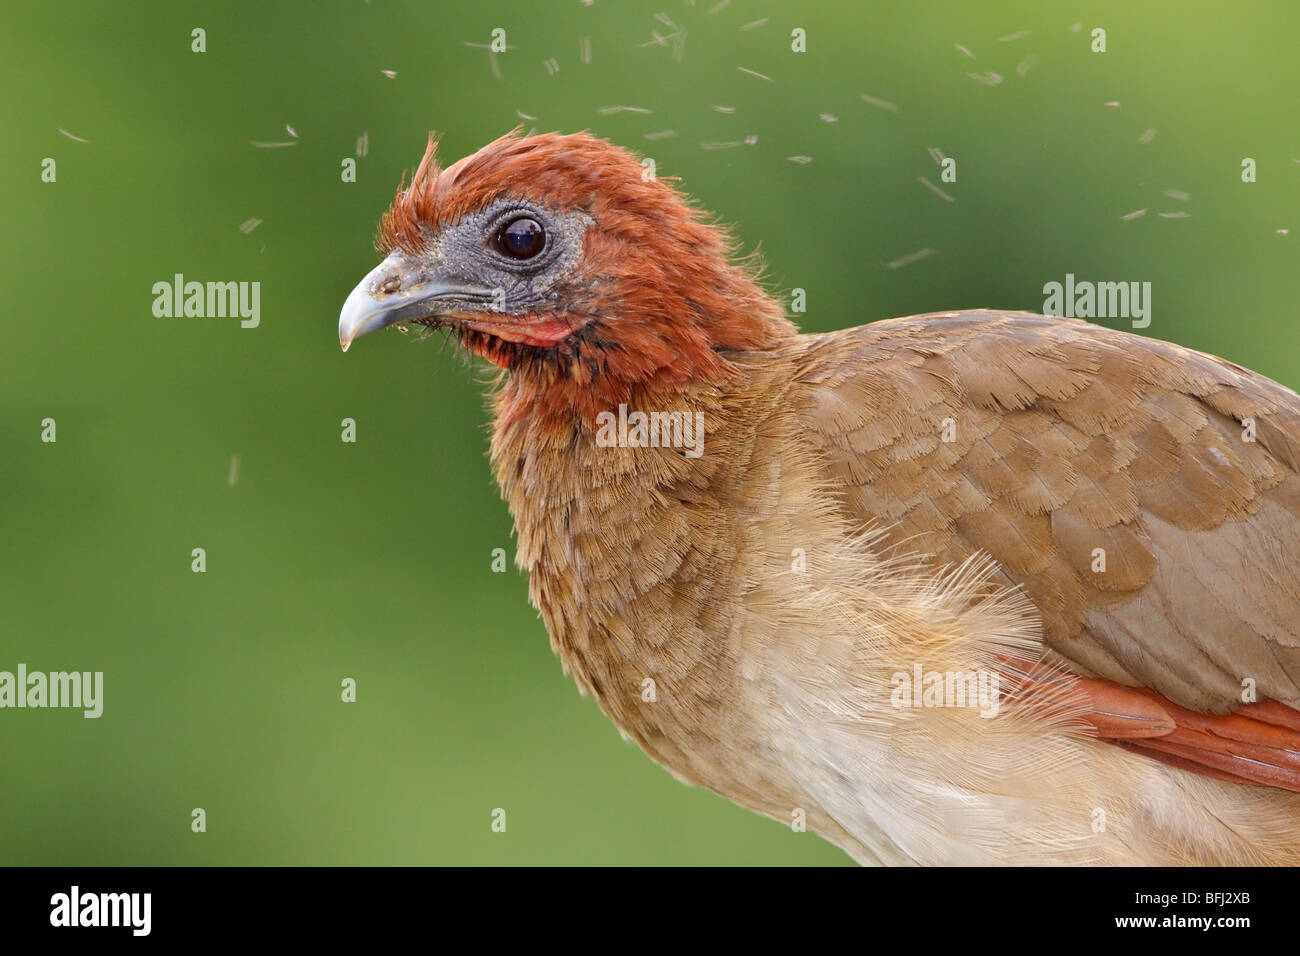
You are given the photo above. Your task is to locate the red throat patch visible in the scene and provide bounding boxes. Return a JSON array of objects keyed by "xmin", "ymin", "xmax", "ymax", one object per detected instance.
[{"xmin": 457, "ymin": 313, "xmax": 577, "ymax": 368}]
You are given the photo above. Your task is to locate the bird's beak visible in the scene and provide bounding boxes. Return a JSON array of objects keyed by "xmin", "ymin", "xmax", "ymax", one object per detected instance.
[{"xmin": 338, "ymin": 253, "xmax": 497, "ymax": 352}]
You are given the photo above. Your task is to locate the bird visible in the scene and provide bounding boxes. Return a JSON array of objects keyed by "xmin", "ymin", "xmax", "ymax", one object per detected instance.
[{"xmin": 339, "ymin": 129, "xmax": 1300, "ymax": 865}]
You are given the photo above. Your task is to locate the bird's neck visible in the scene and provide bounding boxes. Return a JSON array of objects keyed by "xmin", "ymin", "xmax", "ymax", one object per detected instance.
[{"xmin": 486, "ymin": 353, "xmax": 807, "ymax": 795}]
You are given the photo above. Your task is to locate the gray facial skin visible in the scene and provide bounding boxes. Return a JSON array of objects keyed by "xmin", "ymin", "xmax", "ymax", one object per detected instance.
[{"xmin": 339, "ymin": 198, "xmax": 593, "ymax": 350}]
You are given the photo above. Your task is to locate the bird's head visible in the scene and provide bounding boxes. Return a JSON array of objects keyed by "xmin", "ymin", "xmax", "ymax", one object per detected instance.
[{"xmin": 339, "ymin": 130, "xmax": 796, "ymax": 417}]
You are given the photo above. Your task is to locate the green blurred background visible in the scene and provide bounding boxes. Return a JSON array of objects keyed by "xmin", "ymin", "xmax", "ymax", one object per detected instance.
[{"xmin": 1, "ymin": 0, "xmax": 1296, "ymax": 865}]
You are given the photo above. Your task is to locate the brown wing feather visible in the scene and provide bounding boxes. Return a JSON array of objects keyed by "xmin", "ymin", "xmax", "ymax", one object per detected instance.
[{"xmin": 795, "ymin": 311, "xmax": 1300, "ymax": 732}]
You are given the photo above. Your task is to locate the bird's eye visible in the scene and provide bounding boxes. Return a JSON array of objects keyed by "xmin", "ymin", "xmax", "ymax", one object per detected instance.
[{"xmin": 495, "ymin": 217, "xmax": 545, "ymax": 260}]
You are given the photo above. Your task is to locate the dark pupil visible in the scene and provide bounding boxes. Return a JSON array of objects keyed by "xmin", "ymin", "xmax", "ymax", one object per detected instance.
[{"xmin": 498, "ymin": 217, "xmax": 544, "ymax": 259}]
